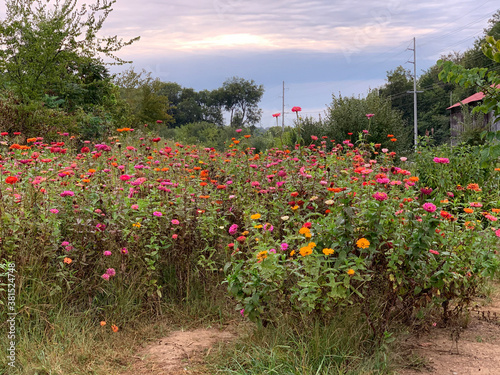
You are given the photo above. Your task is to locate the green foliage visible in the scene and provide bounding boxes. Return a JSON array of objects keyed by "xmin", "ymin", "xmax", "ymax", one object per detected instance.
[
  {"xmin": 379, "ymin": 65, "xmax": 414, "ymax": 123},
  {"xmin": 0, "ymin": 0, "xmax": 139, "ymax": 101},
  {"xmin": 324, "ymin": 90, "xmax": 412, "ymax": 152},
  {"xmin": 218, "ymin": 76, "xmax": 265, "ymax": 127},
  {"xmin": 438, "ymin": 39, "xmax": 500, "ymax": 117},
  {"xmin": 114, "ymin": 68, "xmax": 174, "ymax": 126}
]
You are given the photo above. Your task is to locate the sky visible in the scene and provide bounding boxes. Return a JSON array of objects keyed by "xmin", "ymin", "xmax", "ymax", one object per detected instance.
[{"xmin": 5, "ymin": 0, "xmax": 500, "ymax": 127}]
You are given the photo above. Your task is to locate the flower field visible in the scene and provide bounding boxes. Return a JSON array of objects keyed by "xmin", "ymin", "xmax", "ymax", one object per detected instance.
[{"xmin": 1, "ymin": 128, "xmax": 500, "ymax": 345}]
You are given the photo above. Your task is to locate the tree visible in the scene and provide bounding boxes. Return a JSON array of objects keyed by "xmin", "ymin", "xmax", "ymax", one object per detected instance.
[
  {"xmin": 379, "ymin": 66, "xmax": 414, "ymax": 124},
  {"xmin": 461, "ymin": 9, "xmax": 500, "ymax": 69},
  {"xmin": 0, "ymin": 0, "xmax": 139, "ymax": 101},
  {"xmin": 325, "ymin": 90, "xmax": 412, "ymax": 152},
  {"xmin": 218, "ymin": 77, "xmax": 264, "ymax": 127},
  {"xmin": 114, "ymin": 68, "xmax": 173, "ymax": 125}
]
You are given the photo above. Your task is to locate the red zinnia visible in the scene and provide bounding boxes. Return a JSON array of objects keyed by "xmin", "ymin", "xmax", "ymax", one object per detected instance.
[{"xmin": 5, "ymin": 176, "xmax": 18, "ymax": 184}]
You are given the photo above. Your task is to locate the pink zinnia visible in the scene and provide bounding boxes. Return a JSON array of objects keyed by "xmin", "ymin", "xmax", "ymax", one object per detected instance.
[
  {"xmin": 131, "ymin": 204, "xmax": 139, "ymax": 210},
  {"xmin": 495, "ymin": 228, "xmax": 500, "ymax": 237},
  {"xmin": 229, "ymin": 224, "xmax": 239, "ymax": 235},
  {"xmin": 121, "ymin": 247, "xmax": 129, "ymax": 255},
  {"xmin": 103, "ymin": 251, "xmax": 112, "ymax": 256},
  {"xmin": 60, "ymin": 190, "xmax": 74, "ymax": 197},
  {"xmin": 422, "ymin": 202, "xmax": 437, "ymax": 213},
  {"xmin": 429, "ymin": 249, "xmax": 439, "ymax": 255},
  {"xmin": 372, "ymin": 192, "xmax": 388, "ymax": 201},
  {"xmin": 171, "ymin": 219, "xmax": 180, "ymax": 225},
  {"xmin": 365, "ymin": 113, "xmax": 374, "ymax": 119},
  {"xmin": 106, "ymin": 268, "xmax": 116, "ymax": 276},
  {"xmin": 101, "ymin": 274, "xmax": 110, "ymax": 280},
  {"xmin": 153, "ymin": 211, "xmax": 162, "ymax": 217},
  {"xmin": 120, "ymin": 175, "xmax": 131, "ymax": 181}
]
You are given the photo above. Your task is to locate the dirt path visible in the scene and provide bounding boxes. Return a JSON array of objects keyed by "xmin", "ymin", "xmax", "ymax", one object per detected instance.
[
  {"xmin": 398, "ymin": 291, "xmax": 500, "ymax": 375},
  {"xmin": 122, "ymin": 290, "xmax": 500, "ymax": 375},
  {"xmin": 123, "ymin": 328, "xmax": 236, "ymax": 375}
]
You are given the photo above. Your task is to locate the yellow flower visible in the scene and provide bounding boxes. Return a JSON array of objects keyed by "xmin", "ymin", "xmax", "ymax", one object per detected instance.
[
  {"xmin": 100, "ymin": 321, "xmax": 106, "ymax": 326},
  {"xmin": 291, "ymin": 205, "xmax": 299, "ymax": 210},
  {"xmin": 132, "ymin": 222, "xmax": 141, "ymax": 228},
  {"xmin": 254, "ymin": 224, "xmax": 263, "ymax": 229},
  {"xmin": 63, "ymin": 257, "xmax": 72, "ymax": 264},
  {"xmin": 307, "ymin": 242, "xmax": 316, "ymax": 248},
  {"xmin": 322, "ymin": 248, "xmax": 335, "ymax": 255},
  {"xmin": 290, "ymin": 250, "xmax": 296, "ymax": 256},
  {"xmin": 299, "ymin": 227, "xmax": 310, "ymax": 235},
  {"xmin": 299, "ymin": 246, "xmax": 313, "ymax": 256},
  {"xmin": 251, "ymin": 213, "xmax": 261, "ymax": 220},
  {"xmin": 304, "ymin": 232, "xmax": 312, "ymax": 238},
  {"xmin": 257, "ymin": 250, "xmax": 268, "ymax": 261},
  {"xmin": 242, "ymin": 231, "xmax": 249, "ymax": 236},
  {"xmin": 347, "ymin": 269, "xmax": 355, "ymax": 276},
  {"xmin": 356, "ymin": 238, "xmax": 370, "ymax": 249}
]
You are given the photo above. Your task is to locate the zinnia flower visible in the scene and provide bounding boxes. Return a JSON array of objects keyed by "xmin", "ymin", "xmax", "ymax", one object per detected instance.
[
  {"xmin": 5, "ymin": 176, "xmax": 18, "ymax": 184},
  {"xmin": 372, "ymin": 192, "xmax": 388, "ymax": 201},
  {"xmin": 229, "ymin": 224, "xmax": 238, "ymax": 235},
  {"xmin": 422, "ymin": 202, "xmax": 437, "ymax": 213},
  {"xmin": 106, "ymin": 268, "xmax": 116, "ymax": 277},
  {"xmin": 356, "ymin": 238, "xmax": 370, "ymax": 249},
  {"xmin": 299, "ymin": 246, "xmax": 313, "ymax": 256}
]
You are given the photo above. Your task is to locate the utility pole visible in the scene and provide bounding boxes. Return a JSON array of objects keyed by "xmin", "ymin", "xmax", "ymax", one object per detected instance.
[
  {"xmin": 282, "ymin": 81, "xmax": 285, "ymax": 133},
  {"xmin": 407, "ymin": 37, "xmax": 423, "ymax": 151}
]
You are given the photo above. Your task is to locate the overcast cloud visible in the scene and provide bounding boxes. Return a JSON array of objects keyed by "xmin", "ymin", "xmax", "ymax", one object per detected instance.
[{"xmin": 2, "ymin": 0, "xmax": 498, "ymax": 126}]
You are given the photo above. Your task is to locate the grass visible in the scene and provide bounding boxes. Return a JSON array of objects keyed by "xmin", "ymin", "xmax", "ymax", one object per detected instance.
[{"xmin": 207, "ymin": 307, "xmax": 394, "ymax": 375}]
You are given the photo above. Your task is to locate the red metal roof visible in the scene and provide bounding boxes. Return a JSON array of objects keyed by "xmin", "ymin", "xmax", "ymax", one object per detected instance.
[
  {"xmin": 447, "ymin": 85, "xmax": 500, "ymax": 110},
  {"xmin": 447, "ymin": 92, "xmax": 485, "ymax": 109}
]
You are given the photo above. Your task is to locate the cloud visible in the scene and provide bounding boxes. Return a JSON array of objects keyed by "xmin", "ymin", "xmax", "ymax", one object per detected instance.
[{"xmin": 105, "ymin": 0, "xmax": 484, "ymax": 57}]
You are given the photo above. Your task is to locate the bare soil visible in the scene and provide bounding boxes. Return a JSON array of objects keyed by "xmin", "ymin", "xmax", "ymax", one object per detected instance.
[
  {"xmin": 398, "ymin": 291, "xmax": 500, "ymax": 375},
  {"xmin": 122, "ymin": 290, "xmax": 500, "ymax": 375},
  {"xmin": 122, "ymin": 328, "xmax": 236, "ymax": 375}
]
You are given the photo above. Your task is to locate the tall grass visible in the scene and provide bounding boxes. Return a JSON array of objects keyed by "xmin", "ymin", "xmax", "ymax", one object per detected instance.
[{"xmin": 210, "ymin": 308, "xmax": 393, "ymax": 375}]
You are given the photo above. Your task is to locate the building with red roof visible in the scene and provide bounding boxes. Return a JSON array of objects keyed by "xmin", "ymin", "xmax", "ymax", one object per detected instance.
[{"xmin": 447, "ymin": 86, "xmax": 500, "ymax": 145}]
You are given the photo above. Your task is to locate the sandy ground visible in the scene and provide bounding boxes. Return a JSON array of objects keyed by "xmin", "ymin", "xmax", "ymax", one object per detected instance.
[
  {"xmin": 122, "ymin": 328, "xmax": 236, "ymax": 375},
  {"xmin": 398, "ymin": 294, "xmax": 500, "ymax": 375},
  {"xmin": 122, "ymin": 291, "xmax": 500, "ymax": 375}
]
